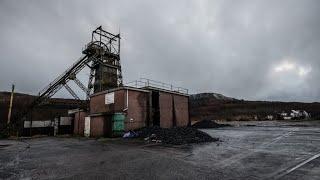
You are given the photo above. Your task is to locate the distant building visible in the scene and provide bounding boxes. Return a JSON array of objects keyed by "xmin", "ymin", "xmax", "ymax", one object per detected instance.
[
  {"xmin": 278, "ymin": 110, "xmax": 310, "ymax": 120},
  {"xmin": 266, "ymin": 115, "xmax": 274, "ymax": 120}
]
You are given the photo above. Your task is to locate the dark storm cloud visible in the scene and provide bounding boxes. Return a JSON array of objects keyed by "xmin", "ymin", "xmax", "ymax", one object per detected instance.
[{"xmin": 0, "ymin": 0, "xmax": 320, "ymax": 102}]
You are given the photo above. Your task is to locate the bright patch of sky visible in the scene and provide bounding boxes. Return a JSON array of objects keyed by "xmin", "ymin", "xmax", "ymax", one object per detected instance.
[{"xmin": 273, "ymin": 58, "xmax": 311, "ymax": 77}]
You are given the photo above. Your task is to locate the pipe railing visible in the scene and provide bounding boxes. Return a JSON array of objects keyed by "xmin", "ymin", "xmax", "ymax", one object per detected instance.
[{"xmin": 125, "ymin": 78, "xmax": 188, "ymax": 94}]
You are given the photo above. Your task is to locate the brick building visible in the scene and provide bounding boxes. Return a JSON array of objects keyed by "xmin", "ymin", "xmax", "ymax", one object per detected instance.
[{"xmin": 74, "ymin": 83, "xmax": 189, "ymax": 137}]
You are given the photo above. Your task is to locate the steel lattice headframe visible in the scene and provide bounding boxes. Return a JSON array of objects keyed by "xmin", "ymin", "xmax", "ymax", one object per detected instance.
[{"xmin": 10, "ymin": 26, "xmax": 123, "ymax": 133}]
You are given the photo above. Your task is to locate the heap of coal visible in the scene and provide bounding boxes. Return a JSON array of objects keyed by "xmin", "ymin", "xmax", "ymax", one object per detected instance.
[
  {"xmin": 192, "ymin": 120, "xmax": 231, "ymax": 128},
  {"xmin": 136, "ymin": 126, "xmax": 218, "ymax": 145}
]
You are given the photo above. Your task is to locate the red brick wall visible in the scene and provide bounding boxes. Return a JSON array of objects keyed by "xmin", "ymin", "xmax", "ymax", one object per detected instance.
[
  {"xmin": 159, "ymin": 92, "xmax": 173, "ymax": 128},
  {"xmin": 90, "ymin": 116, "xmax": 105, "ymax": 137},
  {"xmin": 73, "ymin": 111, "xmax": 87, "ymax": 135},
  {"xmin": 125, "ymin": 90, "xmax": 149, "ymax": 130},
  {"xmin": 174, "ymin": 95, "xmax": 189, "ymax": 127},
  {"xmin": 115, "ymin": 90, "xmax": 125, "ymax": 111},
  {"xmin": 89, "ymin": 89, "xmax": 149, "ymax": 133},
  {"xmin": 159, "ymin": 92, "xmax": 189, "ymax": 128},
  {"xmin": 90, "ymin": 91, "xmax": 124, "ymax": 114}
]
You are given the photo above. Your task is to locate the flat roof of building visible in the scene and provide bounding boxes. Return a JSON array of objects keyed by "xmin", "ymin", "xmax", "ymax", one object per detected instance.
[{"xmin": 90, "ymin": 86, "xmax": 189, "ymax": 97}]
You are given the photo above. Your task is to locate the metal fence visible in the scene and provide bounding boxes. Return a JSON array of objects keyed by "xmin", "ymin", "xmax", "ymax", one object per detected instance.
[{"xmin": 125, "ymin": 78, "xmax": 188, "ymax": 94}]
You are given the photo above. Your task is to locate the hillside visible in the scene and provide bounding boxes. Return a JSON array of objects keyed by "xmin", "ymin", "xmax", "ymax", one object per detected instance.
[
  {"xmin": 0, "ymin": 91, "xmax": 82, "ymax": 129},
  {"xmin": 189, "ymin": 93, "xmax": 320, "ymax": 121},
  {"xmin": 190, "ymin": 93, "xmax": 237, "ymax": 102}
]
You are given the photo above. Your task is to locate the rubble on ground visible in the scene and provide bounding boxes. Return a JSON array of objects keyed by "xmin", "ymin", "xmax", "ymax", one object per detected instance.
[
  {"xmin": 192, "ymin": 120, "xmax": 231, "ymax": 128},
  {"xmin": 135, "ymin": 126, "xmax": 218, "ymax": 145}
]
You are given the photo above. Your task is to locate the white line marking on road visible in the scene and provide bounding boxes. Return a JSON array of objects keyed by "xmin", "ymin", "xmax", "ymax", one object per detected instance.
[
  {"xmin": 274, "ymin": 153, "xmax": 320, "ymax": 179},
  {"xmin": 285, "ymin": 153, "xmax": 320, "ymax": 174}
]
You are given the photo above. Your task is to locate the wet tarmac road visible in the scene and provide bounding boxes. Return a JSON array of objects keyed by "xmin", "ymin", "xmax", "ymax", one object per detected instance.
[{"xmin": 1, "ymin": 120, "xmax": 320, "ymax": 179}]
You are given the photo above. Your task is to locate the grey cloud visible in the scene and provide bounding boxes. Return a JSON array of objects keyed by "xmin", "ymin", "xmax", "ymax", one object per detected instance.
[{"xmin": 0, "ymin": 0, "xmax": 320, "ymax": 102}]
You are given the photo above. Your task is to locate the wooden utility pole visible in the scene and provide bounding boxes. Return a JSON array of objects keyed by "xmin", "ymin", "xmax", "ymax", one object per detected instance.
[{"xmin": 7, "ymin": 84, "xmax": 15, "ymax": 124}]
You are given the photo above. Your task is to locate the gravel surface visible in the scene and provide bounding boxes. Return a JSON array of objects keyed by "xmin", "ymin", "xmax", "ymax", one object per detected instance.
[{"xmin": 1, "ymin": 121, "xmax": 320, "ymax": 179}]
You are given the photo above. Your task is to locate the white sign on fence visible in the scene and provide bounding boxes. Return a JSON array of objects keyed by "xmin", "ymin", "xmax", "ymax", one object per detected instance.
[
  {"xmin": 24, "ymin": 120, "xmax": 53, "ymax": 128},
  {"xmin": 60, "ymin": 117, "xmax": 72, "ymax": 125}
]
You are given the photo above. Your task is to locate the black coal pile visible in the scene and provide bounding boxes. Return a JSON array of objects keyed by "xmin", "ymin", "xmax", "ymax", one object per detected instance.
[
  {"xmin": 136, "ymin": 126, "xmax": 218, "ymax": 145},
  {"xmin": 192, "ymin": 120, "xmax": 231, "ymax": 129}
]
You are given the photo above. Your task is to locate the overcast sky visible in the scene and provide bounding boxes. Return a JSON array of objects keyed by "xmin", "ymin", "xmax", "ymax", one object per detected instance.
[{"xmin": 0, "ymin": 0, "xmax": 320, "ymax": 102}]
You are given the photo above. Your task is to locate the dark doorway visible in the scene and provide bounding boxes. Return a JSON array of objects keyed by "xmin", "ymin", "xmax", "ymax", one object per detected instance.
[
  {"xmin": 152, "ymin": 91, "xmax": 160, "ymax": 126},
  {"xmin": 104, "ymin": 115, "xmax": 113, "ymax": 137}
]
